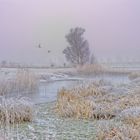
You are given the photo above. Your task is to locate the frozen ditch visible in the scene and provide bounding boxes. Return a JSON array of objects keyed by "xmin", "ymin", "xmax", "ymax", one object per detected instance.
[{"xmin": 23, "ymin": 73, "xmax": 130, "ymax": 104}]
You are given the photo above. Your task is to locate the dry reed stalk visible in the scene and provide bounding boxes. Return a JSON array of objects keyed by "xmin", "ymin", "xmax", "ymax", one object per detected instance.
[
  {"xmin": 116, "ymin": 94, "xmax": 140, "ymax": 110},
  {"xmin": 15, "ymin": 68, "xmax": 38, "ymax": 93},
  {"xmin": 96, "ymin": 121, "xmax": 140, "ymax": 140},
  {"xmin": 118, "ymin": 107, "xmax": 140, "ymax": 127},
  {"xmin": 56, "ymin": 88, "xmax": 96, "ymax": 118},
  {"xmin": 55, "ymin": 85, "xmax": 115, "ymax": 119},
  {"xmin": 0, "ymin": 68, "xmax": 38, "ymax": 95},
  {"xmin": 0, "ymin": 97, "xmax": 34, "ymax": 124},
  {"xmin": 76, "ymin": 64, "xmax": 104, "ymax": 75},
  {"xmin": 56, "ymin": 78, "xmax": 140, "ymax": 121}
]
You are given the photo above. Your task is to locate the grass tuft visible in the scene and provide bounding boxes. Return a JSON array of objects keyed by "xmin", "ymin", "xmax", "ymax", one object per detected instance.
[
  {"xmin": 0, "ymin": 97, "xmax": 34, "ymax": 124},
  {"xmin": 55, "ymin": 84, "xmax": 116, "ymax": 119}
]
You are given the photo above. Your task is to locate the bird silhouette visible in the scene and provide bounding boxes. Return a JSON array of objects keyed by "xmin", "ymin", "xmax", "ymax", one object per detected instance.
[
  {"xmin": 36, "ymin": 44, "xmax": 51, "ymax": 53},
  {"xmin": 38, "ymin": 44, "xmax": 41, "ymax": 48},
  {"xmin": 48, "ymin": 50, "xmax": 51, "ymax": 53}
]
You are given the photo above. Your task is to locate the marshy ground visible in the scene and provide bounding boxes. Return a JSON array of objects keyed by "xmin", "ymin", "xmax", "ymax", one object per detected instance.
[{"xmin": 0, "ymin": 67, "xmax": 140, "ymax": 139}]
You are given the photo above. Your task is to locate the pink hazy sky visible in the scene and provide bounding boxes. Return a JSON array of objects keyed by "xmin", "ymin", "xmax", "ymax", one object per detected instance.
[{"xmin": 0, "ymin": 0, "xmax": 140, "ymax": 64}]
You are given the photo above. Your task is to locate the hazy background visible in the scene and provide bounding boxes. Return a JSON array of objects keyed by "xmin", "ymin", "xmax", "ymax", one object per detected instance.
[{"xmin": 0, "ymin": 0, "xmax": 140, "ymax": 65}]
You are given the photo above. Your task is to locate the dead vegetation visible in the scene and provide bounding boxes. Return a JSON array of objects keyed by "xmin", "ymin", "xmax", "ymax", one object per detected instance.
[
  {"xmin": 119, "ymin": 107, "xmax": 140, "ymax": 126},
  {"xmin": 0, "ymin": 97, "xmax": 34, "ymax": 124},
  {"xmin": 95, "ymin": 121, "xmax": 140, "ymax": 140},
  {"xmin": 0, "ymin": 68, "xmax": 38, "ymax": 95},
  {"xmin": 76, "ymin": 64, "xmax": 130, "ymax": 76},
  {"xmin": 56, "ymin": 81, "xmax": 140, "ymax": 119},
  {"xmin": 0, "ymin": 69, "xmax": 37, "ymax": 139},
  {"xmin": 129, "ymin": 72, "xmax": 140, "ymax": 80},
  {"xmin": 55, "ymin": 79, "xmax": 140, "ymax": 139},
  {"xmin": 55, "ymin": 83, "xmax": 117, "ymax": 119},
  {"xmin": 15, "ymin": 68, "xmax": 38, "ymax": 93},
  {"xmin": 76, "ymin": 64, "xmax": 104, "ymax": 75}
]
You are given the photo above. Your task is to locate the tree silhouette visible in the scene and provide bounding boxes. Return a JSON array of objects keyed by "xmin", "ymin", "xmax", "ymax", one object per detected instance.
[{"xmin": 63, "ymin": 27, "xmax": 90, "ymax": 65}]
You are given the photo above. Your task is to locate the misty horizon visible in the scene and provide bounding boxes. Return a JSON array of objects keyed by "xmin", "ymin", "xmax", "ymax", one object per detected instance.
[{"xmin": 0, "ymin": 0, "xmax": 140, "ymax": 65}]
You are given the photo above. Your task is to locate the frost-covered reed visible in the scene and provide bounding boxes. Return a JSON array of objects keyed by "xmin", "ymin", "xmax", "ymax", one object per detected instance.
[
  {"xmin": 55, "ymin": 79, "xmax": 140, "ymax": 137},
  {"xmin": 0, "ymin": 96, "xmax": 34, "ymax": 124},
  {"xmin": 15, "ymin": 68, "xmax": 38, "ymax": 93},
  {"xmin": 76, "ymin": 64, "xmax": 104, "ymax": 75},
  {"xmin": 95, "ymin": 121, "xmax": 140, "ymax": 140},
  {"xmin": 55, "ymin": 83, "xmax": 116, "ymax": 119},
  {"xmin": 0, "ymin": 68, "xmax": 38, "ymax": 95},
  {"xmin": 76, "ymin": 63, "xmax": 130, "ymax": 75}
]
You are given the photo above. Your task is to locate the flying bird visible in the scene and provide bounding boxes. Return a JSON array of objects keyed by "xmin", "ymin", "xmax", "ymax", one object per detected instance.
[
  {"xmin": 48, "ymin": 50, "xmax": 51, "ymax": 53},
  {"xmin": 38, "ymin": 44, "xmax": 41, "ymax": 48},
  {"xmin": 35, "ymin": 44, "xmax": 42, "ymax": 48},
  {"xmin": 35, "ymin": 44, "xmax": 51, "ymax": 53}
]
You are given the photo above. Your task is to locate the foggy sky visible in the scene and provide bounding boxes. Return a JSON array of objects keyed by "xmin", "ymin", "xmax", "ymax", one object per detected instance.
[{"xmin": 0, "ymin": 0, "xmax": 140, "ymax": 65}]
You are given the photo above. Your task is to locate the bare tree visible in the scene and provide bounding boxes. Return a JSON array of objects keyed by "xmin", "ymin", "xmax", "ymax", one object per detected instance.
[{"xmin": 63, "ymin": 27, "xmax": 90, "ymax": 65}]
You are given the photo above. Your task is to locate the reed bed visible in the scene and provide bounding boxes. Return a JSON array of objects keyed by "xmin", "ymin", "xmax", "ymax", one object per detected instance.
[
  {"xmin": 55, "ymin": 83, "xmax": 117, "ymax": 119},
  {"xmin": 76, "ymin": 64, "xmax": 104, "ymax": 75},
  {"xmin": 118, "ymin": 107, "xmax": 140, "ymax": 127},
  {"xmin": 96, "ymin": 121, "xmax": 140, "ymax": 140},
  {"xmin": 0, "ymin": 97, "xmax": 34, "ymax": 124},
  {"xmin": 116, "ymin": 94, "xmax": 140, "ymax": 110},
  {"xmin": 0, "ymin": 68, "xmax": 38, "ymax": 95},
  {"xmin": 15, "ymin": 68, "xmax": 38, "ymax": 93},
  {"xmin": 76, "ymin": 64, "xmax": 130, "ymax": 76},
  {"xmin": 56, "ymin": 79, "xmax": 140, "ymax": 123},
  {"xmin": 56, "ymin": 88, "xmax": 95, "ymax": 119},
  {"xmin": 55, "ymin": 80, "xmax": 140, "ymax": 139},
  {"xmin": 0, "ymin": 80, "xmax": 11, "ymax": 96}
]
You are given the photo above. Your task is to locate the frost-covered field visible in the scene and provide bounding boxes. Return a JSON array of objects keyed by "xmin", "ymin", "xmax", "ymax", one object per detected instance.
[{"xmin": 0, "ymin": 67, "xmax": 140, "ymax": 139}]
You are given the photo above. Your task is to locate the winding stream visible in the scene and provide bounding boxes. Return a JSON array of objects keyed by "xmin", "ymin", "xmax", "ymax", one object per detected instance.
[
  {"xmin": 4, "ymin": 74, "xmax": 130, "ymax": 139},
  {"xmin": 24, "ymin": 74, "xmax": 129, "ymax": 104}
]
